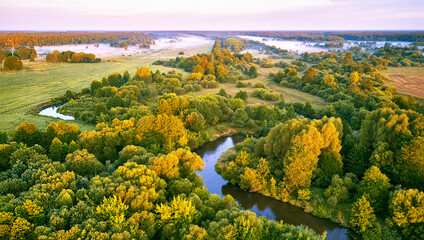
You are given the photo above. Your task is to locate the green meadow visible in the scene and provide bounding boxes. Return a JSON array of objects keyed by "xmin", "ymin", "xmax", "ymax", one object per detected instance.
[
  {"xmin": 0, "ymin": 47, "xmax": 209, "ymax": 132},
  {"xmin": 0, "ymin": 44, "xmax": 326, "ymax": 132}
]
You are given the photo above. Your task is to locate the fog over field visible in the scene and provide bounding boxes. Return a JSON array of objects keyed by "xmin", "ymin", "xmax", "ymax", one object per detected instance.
[{"xmin": 35, "ymin": 35, "xmax": 213, "ymax": 58}]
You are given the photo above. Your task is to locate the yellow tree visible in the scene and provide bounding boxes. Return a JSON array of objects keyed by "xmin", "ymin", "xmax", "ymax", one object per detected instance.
[
  {"xmin": 349, "ymin": 72, "xmax": 360, "ymax": 84},
  {"xmin": 149, "ymin": 153, "xmax": 180, "ymax": 179},
  {"xmin": 157, "ymin": 93, "xmax": 189, "ymax": 117},
  {"xmin": 135, "ymin": 67, "xmax": 152, "ymax": 82},
  {"xmin": 136, "ymin": 114, "xmax": 188, "ymax": 150},
  {"xmin": 156, "ymin": 196, "xmax": 196, "ymax": 227}
]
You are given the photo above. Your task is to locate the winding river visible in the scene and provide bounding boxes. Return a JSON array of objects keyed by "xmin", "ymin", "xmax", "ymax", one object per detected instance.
[{"xmin": 195, "ymin": 135, "xmax": 351, "ymax": 240}]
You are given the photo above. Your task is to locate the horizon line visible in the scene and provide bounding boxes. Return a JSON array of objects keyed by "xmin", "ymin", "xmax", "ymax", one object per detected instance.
[{"xmin": 1, "ymin": 30, "xmax": 424, "ymax": 32}]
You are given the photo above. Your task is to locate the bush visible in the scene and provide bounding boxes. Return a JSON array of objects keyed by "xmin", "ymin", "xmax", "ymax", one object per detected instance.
[
  {"xmin": 235, "ymin": 90, "xmax": 248, "ymax": 101},
  {"xmin": 254, "ymin": 82, "xmax": 266, "ymax": 88},
  {"xmin": 236, "ymin": 81, "xmax": 249, "ymax": 88}
]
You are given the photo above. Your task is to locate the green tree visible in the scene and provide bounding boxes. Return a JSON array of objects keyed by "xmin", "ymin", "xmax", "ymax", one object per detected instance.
[
  {"xmin": 235, "ymin": 90, "xmax": 248, "ymax": 101},
  {"xmin": 248, "ymin": 65, "xmax": 258, "ymax": 78},
  {"xmin": 233, "ymin": 109, "xmax": 248, "ymax": 127},
  {"xmin": 398, "ymin": 136, "xmax": 424, "ymax": 189},
  {"xmin": 358, "ymin": 166, "xmax": 392, "ymax": 213},
  {"xmin": 49, "ymin": 138, "xmax": 67, "ymax": 162},
  {"xmin": 303, "ymin": 99, "xmax": 315, "ymax": 117},
  {"xmin": 314, "ymin": 151, "xmax": 343, "ymax": 187},
  {"xmin": 344, "ymin": 143, "xmax": 370, "ymax": 177},
  {"xmin": 218, "ymin": 88, "xmax": 228, "ymax": 98},
  {"xmin": 65, "ymin": 149, "xmax": 104, "ymax": 176}
]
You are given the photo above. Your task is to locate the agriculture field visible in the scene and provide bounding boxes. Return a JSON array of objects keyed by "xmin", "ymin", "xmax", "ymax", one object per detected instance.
[
  {"xmin": 0, "ymin": 45, "xmax": 212, "ymax": 131},
  {"xmin": 382, "ymin": 67, "xmax": 424, "ymax": 98}
]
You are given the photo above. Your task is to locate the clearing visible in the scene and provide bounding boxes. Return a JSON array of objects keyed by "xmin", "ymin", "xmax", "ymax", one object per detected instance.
[
  {"xmin": 191, "ymin": 66, "xmax": 328, "ymax": 110},
  {"xmin": 382, "ymin": 67, "xmax": 424, "ymax": 98}
]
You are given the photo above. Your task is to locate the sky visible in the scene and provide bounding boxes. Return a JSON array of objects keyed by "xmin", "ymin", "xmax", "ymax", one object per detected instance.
[{"xmin": 1, "ymin": 0, "xmax": 423, "ymax": 31}]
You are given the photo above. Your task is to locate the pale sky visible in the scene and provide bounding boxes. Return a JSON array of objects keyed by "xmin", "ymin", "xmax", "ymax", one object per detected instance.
[{"xmin": 1, "ymin": 0, "xmax": 423, "ymax": 30}]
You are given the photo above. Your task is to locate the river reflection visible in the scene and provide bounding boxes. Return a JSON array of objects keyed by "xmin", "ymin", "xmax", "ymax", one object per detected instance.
[
  {"xmin": 196, "ymin": 135, "xmax": 351, "ymax": 240},
  {"xmin": 38, "ymin": 105, "xmax": 75, "ymax": 120}
]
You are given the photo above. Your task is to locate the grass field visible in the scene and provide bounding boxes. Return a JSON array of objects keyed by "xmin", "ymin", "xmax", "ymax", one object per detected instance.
[
  {"xmin": 0, "ymin": 45, "xmax": 211, "ymax": 132},
  {"xmin": 0, "ymin": 44, "xmax": 326, "ymax": 132},
  {"xmin": 191, "ymin": 66, "xmax": 328, "ymax": 110},
  {"xmin": 381, "ymin": 67, "xmax": 424, "ymax": 98}
]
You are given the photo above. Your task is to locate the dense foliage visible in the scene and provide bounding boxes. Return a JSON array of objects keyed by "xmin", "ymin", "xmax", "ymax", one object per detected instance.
[
  {"xmin": 3, "ymin": 32, "xmax": 424, "ymax": 239},
  {"xmin": 215, "ymin": 43, "xmax": 424, "ymax": 239},
  {"xmin": 0, "ymin": 32, "xmax": 153, "ymax": 49},
  {"xmin": 46, "ymin": 50, "xmax": 100, "ymax": 63}
]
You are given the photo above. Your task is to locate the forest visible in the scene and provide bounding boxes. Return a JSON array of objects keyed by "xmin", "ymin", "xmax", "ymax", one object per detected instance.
[
  {"xmin": 0, "ymin": 32, "xmax": 153, "ymax": 49},
  {"xmin": 208, "ymin": 31, "xmax": 424, "ymax": 42},
  {"xmin": 0, "ymin": 31, "xmax": 424, "ymax": 240}
]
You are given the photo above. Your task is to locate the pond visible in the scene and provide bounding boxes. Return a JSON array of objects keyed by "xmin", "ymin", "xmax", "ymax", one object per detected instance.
[
  {"xmin": 38, "ymin": 105, "xmax": 75, "ymax": 120},
  {"xmin": 195, "ymin": 135, "xmax": 351, "ymax": 240}
]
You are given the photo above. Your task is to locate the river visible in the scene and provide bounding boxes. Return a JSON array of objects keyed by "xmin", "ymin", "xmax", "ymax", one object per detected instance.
[
  {"xmin": 195, "ymin": 135, "xmax": 351, "ymax": 240},
  {"xmin": 38, "ymin": 105, "xmax": 75, "ymax": 120}
]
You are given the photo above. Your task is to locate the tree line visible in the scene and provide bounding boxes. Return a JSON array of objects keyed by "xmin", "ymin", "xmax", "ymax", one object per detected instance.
[
  {"xmin": 46, "ymin": 50, "xmax": 100, "ymax": 63},
  {"xmin": 0, "ymin": 32, "xmax": 153, "ymax": 49},
  {"xmin": 1, "ymin": 47, "xmax": 37, "ymax": 70}
]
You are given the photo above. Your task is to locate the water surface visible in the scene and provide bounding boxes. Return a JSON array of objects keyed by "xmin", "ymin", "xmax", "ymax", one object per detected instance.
[
  {"xmin": 196, "ymin": 135, "xmax": 350, "ymax": 240},
  {"xmin": 39, "ymin": 105, "xmax": 75, "ymax": 120}
]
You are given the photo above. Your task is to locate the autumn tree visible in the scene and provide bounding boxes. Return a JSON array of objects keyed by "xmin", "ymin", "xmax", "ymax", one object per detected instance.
[
  {"xmin": 136, "ymin": 114, "xmax": 188, "ymax": 151},
  {"xmin": 3, "ymin": 55, "xmax": 23, "ymax": 70},
  {"xmin": 156, "ymin": 195, "xmax": 197, "ymax": 238},
  {"xmin": 389, "ymin": 189, "xmax": 424, "ymax": 239},
  {"xmin": 350, "ymin": 195, "xmax": 377, "ymax": 233},
  {"xmin": 349, "ymin": 72, "xmax": 360, "ymax": 84},
  {"xmin": 303, "ymin": 67, "xmax": 318, "ymax": 83},
  {"xmin": 157, "ymin": 93, "xmax": 189, "ymax": 116},
  {"xmin": 13, "ymin": 122, "xmax": 42, "ymax": 146},
  {"xmin": 135, "ymin": 67, "xmax": 152, "ymax": 83}
]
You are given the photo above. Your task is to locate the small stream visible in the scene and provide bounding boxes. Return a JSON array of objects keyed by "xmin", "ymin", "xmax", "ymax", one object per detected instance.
[
  {"xmin": 38, "ymin": 105, "xmax": 75, "ymax": 120},
  {"xmin": 195, "ymin": 135, "xmax": 351, "ymax": 240}
]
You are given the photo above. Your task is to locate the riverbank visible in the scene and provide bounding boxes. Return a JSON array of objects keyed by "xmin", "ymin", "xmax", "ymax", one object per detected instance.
[
  {"xmin": 197, "ymin": 135, "xmax": 351, "ymax": 240},
  {"xmin": 216, "ymin": 142, "xmax": 355, "ymax": 238}
]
